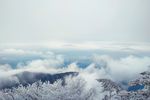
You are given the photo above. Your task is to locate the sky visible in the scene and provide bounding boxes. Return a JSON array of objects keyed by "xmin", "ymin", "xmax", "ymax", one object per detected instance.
[{"xmin": 0, "ymin": 0, "xmax": 150, "ymax": 44}]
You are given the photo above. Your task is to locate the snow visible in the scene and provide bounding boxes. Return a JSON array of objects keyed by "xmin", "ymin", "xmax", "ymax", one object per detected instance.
[{"xmin": 0, "ymin": 71, "xmax": 149, "ymax": 100}]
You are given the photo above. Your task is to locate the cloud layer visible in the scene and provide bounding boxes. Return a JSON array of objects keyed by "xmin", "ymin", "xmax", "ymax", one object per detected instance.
[{"xmin": 0, "ymin": 47, "xmax": 150, "ymax": 86}]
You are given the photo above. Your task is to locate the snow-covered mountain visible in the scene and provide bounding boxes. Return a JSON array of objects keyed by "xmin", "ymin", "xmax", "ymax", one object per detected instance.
[
  {"xmin": 97, "ymin": 71, "xmax": 150, "ymax": 100},
  {"xmin": 0, "ymin": 71, "xmax": 78, "ymax": 90},
  {"xmin": 0, "ymin": 71, "xmax": 149, "ymax": 100}
]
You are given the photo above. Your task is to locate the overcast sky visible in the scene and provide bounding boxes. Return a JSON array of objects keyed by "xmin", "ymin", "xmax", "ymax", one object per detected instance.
[{"xmin": 0, "ymin": 0, "xmax": 150, "ymax": 44}]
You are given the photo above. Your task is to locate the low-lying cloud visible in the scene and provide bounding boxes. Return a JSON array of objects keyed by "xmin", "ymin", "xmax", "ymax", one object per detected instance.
[
  {"xmin": 0, "ymin": 48, "xmax": 150, "ymax": 87},
  {"xmin": 0, "ymin": 46, "xmax": 149, "ymax": 100}
]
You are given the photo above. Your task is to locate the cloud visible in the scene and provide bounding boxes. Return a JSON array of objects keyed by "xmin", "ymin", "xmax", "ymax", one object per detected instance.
[
  {"xmin": 1, "ymin": 54, "xmax": 150, "ymax": 83},
  {"xmin": 91, "ymin": 55, "xmax": 150, "ymax": 81},
  {"xmin": 0, "ymin": 48, "xmax": 45, "ymax": 56},
  {"xmin": 0, "ymin": 47, "xmax": 150, "ymax": 91},
  {"xmin": 1, "ymin": 41, "xmax": 150, "ymax": 53}
]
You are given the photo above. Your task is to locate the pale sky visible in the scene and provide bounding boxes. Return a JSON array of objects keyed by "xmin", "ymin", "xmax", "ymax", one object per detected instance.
[{"xmin": 0, "ymin": 0, "xmax": 150, "ymax": 43}]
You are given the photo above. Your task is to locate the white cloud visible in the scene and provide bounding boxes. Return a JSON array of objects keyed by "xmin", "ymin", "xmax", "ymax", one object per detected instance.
[
  {"xmin": 0, "ymin": 47, "xmax": 150, "ymax": 92},
  {"xmin": 1, "ymin": 41, "xmax": 150, "ymax": 52},
  {"xmin": 0, "ymin": 51, "xmax": 150, "ymax": 81},
  {"xmin": 89, "ymin": 55, "xmax": 150, "ymax": 81},
  {"xmin": 0, "ymin": 48, "xmax": 43, "ymax": 56}
]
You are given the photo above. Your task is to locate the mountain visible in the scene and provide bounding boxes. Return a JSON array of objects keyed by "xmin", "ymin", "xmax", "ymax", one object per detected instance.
[
  {"xmin": 0, "ymin": 71, "xmax": 149, "ymax": 100},
  {"xmin": 0, "ymin": 71, "xmax": 78, "ymax": 90},
  {"xmin": 97, "ymin": 71, "xmax": 150, "ymax": 100}
]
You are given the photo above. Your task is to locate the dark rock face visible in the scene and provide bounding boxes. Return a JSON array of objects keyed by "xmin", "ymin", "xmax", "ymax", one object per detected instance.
[{"xmin": 0, "ymin": 71, "xmax": 78, "ymax": 90}]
